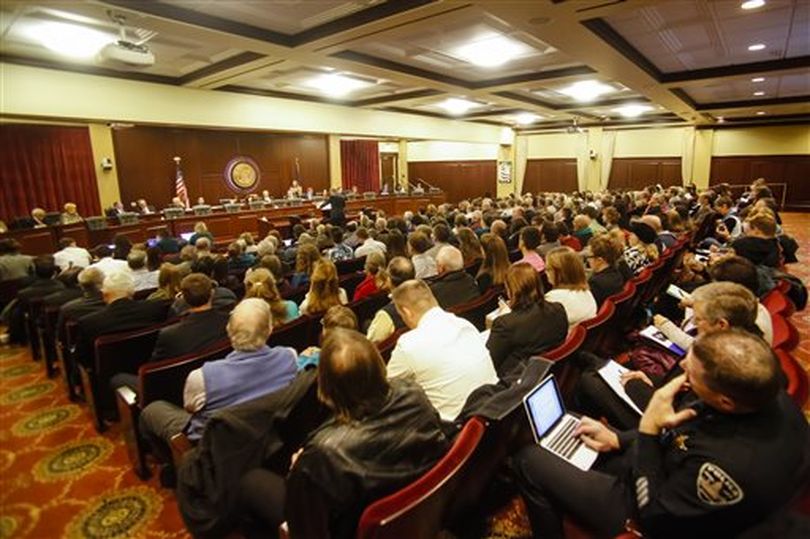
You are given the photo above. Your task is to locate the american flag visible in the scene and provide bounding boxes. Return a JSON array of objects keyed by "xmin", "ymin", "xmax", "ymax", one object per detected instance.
[{"xmin": 175, "ymin": 158, "xmax": 190, "ymax": 208}]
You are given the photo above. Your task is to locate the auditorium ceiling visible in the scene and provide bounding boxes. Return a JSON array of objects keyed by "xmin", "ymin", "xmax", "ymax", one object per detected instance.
[{"xmin": 1, "ymin": 0, "xmax": 808, "ymax": 132}]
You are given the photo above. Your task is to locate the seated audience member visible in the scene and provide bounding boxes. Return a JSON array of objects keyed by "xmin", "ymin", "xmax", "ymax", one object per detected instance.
[
  {"xmin": 537, "ymin": 222, "xmax": 562, "ymax": 258},
  {"xmin": 366, "ymin": 257, "xmax": 416, "ymax": 343},
  {"xmin": 353, "ymin": 251, "xmax": 388, "ymax": 301},
  {"xmin": 240, "ymin": 233, "xmax": 258, "ymax": 255},
  {"xmin": 43, "ymin": 267, "xmax": 83, "ymax": 309},
  {"xmin": 54, "ymin": 237, "xmax": 92, "ymax": 272},
  {"xmin": 106, "ymin": 201, "xmax": 126, "ymax": 217},
  {"xmin": 111, "ymin": 235, "xmax": 132, "ymax": 262},
  {"xmin": 148, "ymin": 263, "xmax": 182, "ymax": 302},
  {"xmin": 326, "ymin": 227, "xmax": 354, "ymax": 262},
  {"xmin": 290, "ymin": 243, "xmax": 320, "ymax": 289},
  {"xmin": 387, "ymin": 280, "xmax": 498, "ymax": 421},
  {"xmin": 244, "ymin": 268, "xmax": 299, "ymax": 326},
  {"xmin": 194, "ymin": 237, "xmax": 213, "ymax": 260},
  {"xmin": 112, "ymin": 273, "xmax": 231, "ymax": 391},
  {"xmin": 476, "ymin": 233, "xmax": 510, "ymax": 293},
  {"xmin": 171, "ymin": 258, "xmax": 237, "ymax": 315},
  {"xmin": 259, "ymin": 254, "xmax": 292, "ymax": 297},
  {"xmin": 544, "ymin": 247, "xmax": 597, "ymax": 329},
  {"xmin": 170, "ymin": 245, "xmax": 197, "ymax": 275},
  {"xmin": 90, "ymin": 245, "xmax": 128, "ymax": 276},
  {"xmin": 297, "ymin": 305, "xmax": 358, "ymax": 370},
  {"xmin": 0, "ymin": 239, "xmax": 33, "ymax": 281},
  {"xmin": 731, "ymin": 211, "xmax": 781, "ymax": 268},
  {"xmin": 31, "ymin": 207, "xmax": 47, "ymax": 228},
  {"xmin": 127, "ymin": 249, "xmax": 159, "ymax": 292},
  {"xmin": 189, "ymin": 222, "xmax": 213, "ymax": 246},
  {"xmin": 429, "ymin": 245, "xmax": 481, "ymax": 309},
  {"xmin": 641, "ymin": 214, "xmax": 677, "ymax": 251},
  {"xmin": 586, "ymin": 234, "xmax": 627, "ymax": 307},
  {"xmin": 153, "ymin": 228, "xmax": 179, "ymax": 255},
  {"xmin": 60, "ymin": 202, "xmax": 83, "ymax": 224},
  {"xmin": 136, "ymin": 198, "xmax": 156, "ymax": 214},
  {"xmin": 57, "ymin": 266, "xmax": 105, "ymax": 344},
  {"xmin": 572, "ymin": 214, "xmax": 593, "ymax": 247},
  {"xmin": 557, "ymin": 222, "xmax": 583, "ymax": 252},
  {"xmin": 486, "ymin": 263, "xmax": 567, "ymax": 377},
  {"xmin": 515, "ymin": 329, "xmax": 808, "ymax": 539},
  {"xmin": 707, "ymin": 255, "xmax": 772, "ymax": 342},
  {"xmin": 353, "ymin": 227, "xmax": 386, "ymax": 258},
  {"xmin": 601, "ymin": 206, "xmax": 622, "ymax": 231},
  {"xmin": 516, "ymin": 226, "xmax": 545, "ymax": 272},
  {"xmin": 75, "ymin": 272, "xmax": 168, "ymax": 369},
  {"xmin": 15, "ymin": 256, "xmax": 64, "ymax": 314},
  {"xmin": 623, "ymin": 220, "xmax": 659, "ymax": 275},
  {"xmin": 226, "ymin": 241, "xmax": 254, "ymax": 272},
  {"xmin": 383, "ymin": 229, "xmax": 409, "ymax": 260},
  {"xmin": 409, "ymin": 231, "xmax": 438, "ymax": 280},
  {"xmin": 139, "ymin": 299, "xmax": 297, "ymax": 477},
  {"xmin": 427, "ymin": 223, "xmax": 453, "ymax": 260},
  {"xmin": 239, "ymin": 329, "xmax": 447, "ymax": 537},
  {"xmin": 299, "ymin": 259, "xmax": 348, "ymax": 315},
  {"xmin": 457, "ymin": 227, "xmax": 484, "ymax": 267}
]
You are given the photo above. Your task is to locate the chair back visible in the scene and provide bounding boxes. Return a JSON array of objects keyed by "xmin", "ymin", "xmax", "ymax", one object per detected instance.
[
  {"xmin": 351, "ymin": 292, "xmax": 392, "ymax": 328},
  {"xmin": 139, "ymin": 340, "xmax": 232, "ymax": 407},
  {"xmin": 356, "ymin": 417, "xmax": 486, "ymax": 539},
  {"xmin": 771, "ymin": 313, "xmax": 799, "ymax": 352},
  {"xmin": 339, "ymin": 271, "xmax": 367, "ymax": 300},
  {"xmin": 544, "ymin": 324, "xmax": 586, "ymax": 362},
  {"xmin": 336, "ymin": 256, "xmax": 366, "ymax": 275},
  {"xmin": 449, "ymin": 290, "xmax": 500, "ymax": 332},
  {"xmin": 268, "ymin": 315, "xmax": 319, "ymax": 352},
  {"xmin": 774, "ymin": 348, "xmax": 809, "ymax": 408},
  {"xmin": 763, "ymin": 289, "xmax": 795, "ymax": 318},
  {"xmin": 133, "ymin": 288, "xmax": 157, "ymax": 300},
  {"xmin": 0, "ymin": 277, "xmax": 27, "ymax": 309},
  {"xmin": 580, "ymin": 299, "xmax": 615, "ymax": 354}
]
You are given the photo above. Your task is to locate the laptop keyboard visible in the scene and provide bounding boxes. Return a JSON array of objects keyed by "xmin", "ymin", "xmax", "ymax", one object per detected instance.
[{"xmin": 547, "ymin": 416, "xmax": 583, "ymax": 459}]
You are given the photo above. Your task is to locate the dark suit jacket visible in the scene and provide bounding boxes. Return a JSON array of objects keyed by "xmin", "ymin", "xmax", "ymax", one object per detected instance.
[
  {"xmin": 588, "ymin": 266, "xmax": 627, "ymax": 307},
  {"xmin": 151, "ymin": 309, "xmax": 230, "ymax": 361},
  {"xmin": 76, "ymin": 298, "xmax": 169, "ymax": 368},
  {"xmin": 322, "ymin": 194, "xmax": 346, "ymax": 224},
  {"xmin": 429, "ymin": 270, "xmax": 480, "ymax": 309},
  {"xmin": 486, "ymin": 301, "xmax": 568, "ymax": 377},
  {"xmin": 57, "ymin": 293, "xmax": 105, "ymax": 344},
  {"xmin": 43, "ymin": 287, "xmax": 83, "ymax": 309},
  {"xmin": 17, "ymin": 279, "xmax": 65, "ymax": 308}
]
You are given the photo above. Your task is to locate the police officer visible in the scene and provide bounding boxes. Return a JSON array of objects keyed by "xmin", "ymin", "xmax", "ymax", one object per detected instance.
[{"xmin": 513, "ymin": 329, "xmax": 808, "ymax": 538}]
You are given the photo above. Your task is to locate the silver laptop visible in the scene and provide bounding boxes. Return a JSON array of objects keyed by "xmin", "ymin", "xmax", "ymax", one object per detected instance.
[{"xmin": 523, "ymin": 375, "xmax": 598, "ymax": 471}]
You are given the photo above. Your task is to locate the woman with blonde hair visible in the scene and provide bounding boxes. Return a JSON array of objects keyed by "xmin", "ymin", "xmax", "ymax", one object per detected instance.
[
  {"xmin": 244, "ymin": 268, "xmax": 299, "ymax": 326},
  {"xmin": 291, "ymin": 243, "xmax": 321, "ymax": 289},
  {"xmin": 147, "ymin": 263, "xmax": 182, "ymax": 301},
  {"xmin": 353, "ymin": 251, "xmax": 389, "ymax": 301},
  {"xmin": 456, "ymin": 227, "xmax": 484, "ymax": 267},
  {"xmin": 476, "ymin": 233, "xmax": 510, "ymax": 293},
  {"xmin": 189, "ymin": 221, "xmax": 213, "ymax": 245},
  {"xmin": 299, "ymin": 259, "xmax": 348, "ymax": 315},
  {"xmin": 544, "ymin": 246, "xmax": 597, "ymax": 329}
]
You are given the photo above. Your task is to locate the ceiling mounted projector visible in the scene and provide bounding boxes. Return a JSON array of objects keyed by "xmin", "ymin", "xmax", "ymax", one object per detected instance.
[
  {"xmin": 566, "ymin": 117, "xmax": 584, "ymax": 134},
  {"xmin": 97, "ymin": 11, "xmax": 156, "ymax": 68}
]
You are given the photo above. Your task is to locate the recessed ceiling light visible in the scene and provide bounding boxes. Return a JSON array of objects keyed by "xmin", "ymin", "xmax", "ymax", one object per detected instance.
[
  {"xmin": 756, "ymin": 111, "xmax": 766, "ymax": 115},
  {"xmin": 741, "ymin": 0, "xmax": 766, "ymax": 10},
  {"xmin": 558, "ymin": 80, "xmax": 615, "ymax": 102},
  {"xmin": 717, "ymin": 116, "xmax": 725, "ymax": 123},
  {"xmin": 30, "ymin": 21, "xmax": 112, "ymax": 59},
  {"xmin": 437, "ymin": 97, "xmax": 479, "ymax": 115},
  {"xmin": 613, "ymin": 104, "xmax": 653, "ymax": 118},
  {"xmin": 514, "ymin": 112, "xmax": 542, "ymax": 125},
  {"xmin": 305, "ymin": 73, "xmax": 373, "ymax": 98},
  {"xmin": 454, "ymin": 34, "xmax": 531, "ymax": 68},
  {"xmin": 751, "ymin": 77, "xmax": 766, "ymax": 82},
  {"xmin": 753, "ymin": 91, "xmax": 765, "ymax": 96},
  {"xmin": 747, "ymin": 43, "xmax": 766, "ymax": 51}
]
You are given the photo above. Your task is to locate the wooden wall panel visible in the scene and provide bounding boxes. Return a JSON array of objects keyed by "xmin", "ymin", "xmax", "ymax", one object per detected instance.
[
  {"xmin": 112, "ymin": 126, "xmax": 329, "ymax": 208},
  {"xmin": 710, "ymin": 155, "xmax": 810, "ymax": 210},
  {"xmin": 522, "ymin": 158, "xmax": 578, "ymax": 194},
  {"xmin": 408, "ymin": 160, "xmax": 496, "ymax": 202},
  {"xmin": 608, "ymin": 157, "xmax": 682, "ymax": 190}
]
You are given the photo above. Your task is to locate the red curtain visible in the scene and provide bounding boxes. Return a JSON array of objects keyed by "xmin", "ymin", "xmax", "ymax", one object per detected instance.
[
  {"xmin": 341, "ymin": 140, "xmax": 380, "ymax": 192},
  {"xmin": 0, "ymin": 124, "xmax": 101, "ymax": 222}
]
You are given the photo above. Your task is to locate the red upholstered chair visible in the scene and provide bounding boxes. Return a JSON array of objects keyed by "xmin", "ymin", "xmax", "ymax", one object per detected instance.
[
  {"xmin": 545, "ymin": 324, "xmax": 587, "ymax": 362},
  {"xmin": 376, "ymin": 327, "xmax": 407, "ymax": 364},
  {"xmin": 762, "ymin": 289, "xmax": 795, "ymax": 318},
  {"xmin": 629, "ymin": 267, "xmax": 653, "ymax": 312},
  {"xmin": 355, "ymin": 417, "xmax": 486, "ymax": 539},
  {"xmin": 580, "ymin": 299, "xmax": 615, "ymax": 354},
  {"xmin": 599, "ymin": 280, "xmax": 637, "ymax": 356},
  {"xmin": 770, "ymin": 313, "xmax": 800, "ymax": 351},
  {"xmin": 449, "ymin": 289, "xmax": 500, "ymax": 332},
  {"xmin": 773, "ymin": 348, "xmax": 809, "ymax": 408}
]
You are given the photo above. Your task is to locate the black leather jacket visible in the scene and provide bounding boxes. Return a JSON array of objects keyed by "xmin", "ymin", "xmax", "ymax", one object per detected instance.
[{"xmin": 286, "ymin": 379, "xmax": 448, "ymax": 538}]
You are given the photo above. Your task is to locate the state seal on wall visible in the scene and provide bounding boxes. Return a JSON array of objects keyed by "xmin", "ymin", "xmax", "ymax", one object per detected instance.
[{"xmin": 224, "ymin": 156, "xmax": 260, "ymax": 193}]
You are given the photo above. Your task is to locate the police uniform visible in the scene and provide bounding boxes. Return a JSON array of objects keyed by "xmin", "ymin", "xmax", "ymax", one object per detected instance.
[{"xmin": 513, "ymin": 391, "xmax": 808, "ymax": 539}]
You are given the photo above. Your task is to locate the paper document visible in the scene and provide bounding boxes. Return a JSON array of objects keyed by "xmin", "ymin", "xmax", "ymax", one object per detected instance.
[{"xmin": 597, "ymin": 360, "xmax": 643, "ymax": 415}]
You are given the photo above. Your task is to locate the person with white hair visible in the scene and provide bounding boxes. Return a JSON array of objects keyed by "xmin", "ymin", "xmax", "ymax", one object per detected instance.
[
  {"xmin": 74, "ymin": 271, "xmax": 168, "ymax": 369},
  {"xmin": 428, "ymin": 245, "xmax": 480, "ymax": 309},
  {"xmin": 138, "ymin": 298, "xmax": 297, "ymax": 483}
]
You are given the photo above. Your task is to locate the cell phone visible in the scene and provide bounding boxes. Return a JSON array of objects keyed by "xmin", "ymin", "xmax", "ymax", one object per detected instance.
[
  {"xmin": 666, "ymin": 284, "xmax": 690, "ymax": 301},
  {"xmin": 694, "ymin": 253, "xmax": 709, "ymax": 264}
]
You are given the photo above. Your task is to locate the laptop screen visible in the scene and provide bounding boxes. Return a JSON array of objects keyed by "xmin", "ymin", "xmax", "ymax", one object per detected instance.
[
  {"xmin": 525, "ymin": 377, "xmax": 565, "ymax": 439},
  {"xmin": 180, "ymin": 232, "xmax": 193, "ymax": 241}
]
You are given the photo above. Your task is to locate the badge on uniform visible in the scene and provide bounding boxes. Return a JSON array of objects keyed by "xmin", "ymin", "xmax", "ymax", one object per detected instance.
[{"xmin": 696, "ymin": 462, "xmax": 743, "ymax": 506}]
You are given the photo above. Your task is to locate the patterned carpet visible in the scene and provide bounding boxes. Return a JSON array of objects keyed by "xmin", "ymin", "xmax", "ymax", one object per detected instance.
[{"xmin": 1, "ymin": 213, "xmax": 808, "ymax": 539}]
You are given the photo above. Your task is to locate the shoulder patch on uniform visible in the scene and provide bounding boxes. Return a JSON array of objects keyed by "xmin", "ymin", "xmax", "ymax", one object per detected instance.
[
  {"xmin": 635, "ymin": 476, "xmax": 649, "ymax": 508},
  {"xmin": 696, "ymin": 462, "xmax": 743, "ymax": 506}
]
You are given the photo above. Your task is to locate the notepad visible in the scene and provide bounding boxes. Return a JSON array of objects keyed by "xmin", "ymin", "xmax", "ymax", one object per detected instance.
[{"xmin": 597, "ymin": 360, "xmax": 643, "ymax": 416}]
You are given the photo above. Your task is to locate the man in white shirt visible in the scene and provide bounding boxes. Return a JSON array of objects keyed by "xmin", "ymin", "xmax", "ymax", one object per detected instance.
[
  {"xmin": 53, "ymin": 237, "xmax": 92, "ymax": 271},
  {"xmin": 387, "ymin": 280, "xmax": 498, "ymax": 421},
  {"xmin": 126, "ymin": 249, "xmax": 159, "ymax": 291},
  {"xmin": 89, "ymin": 245, "xmax": 128, "ymax": 276},
  {"xmin": 354, "ymin": 227, "xmax": 386, "ymax": 258}
]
